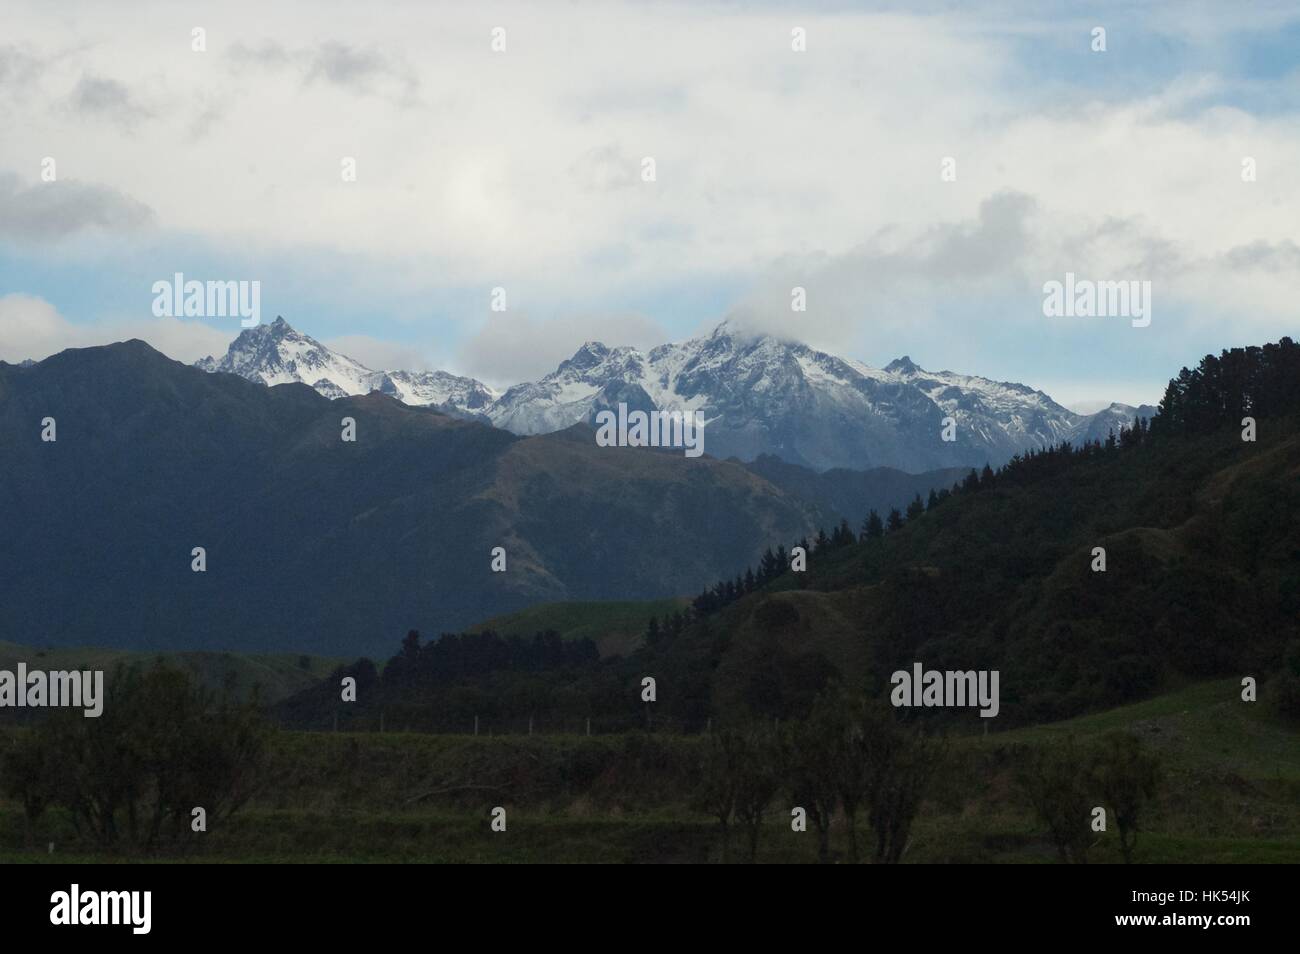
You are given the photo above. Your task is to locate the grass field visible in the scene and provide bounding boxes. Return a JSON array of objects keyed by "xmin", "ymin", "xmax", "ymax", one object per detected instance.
[{"xmin": 1, "ymin": 678, "xmax": 1295, "ymax": 863}]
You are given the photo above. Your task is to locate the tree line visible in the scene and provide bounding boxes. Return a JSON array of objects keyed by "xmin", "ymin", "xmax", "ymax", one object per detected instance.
[
  {"xmin": 1152, "ymin": 337, "xmax": 1300, "ymax": 436},
  {"xmin": 664, "ymin": 335, "xmax": 1300, "ymax": 643},
  {"xmin": 383, "ymin": 628, "xmax": 599, "ymax": 694}
]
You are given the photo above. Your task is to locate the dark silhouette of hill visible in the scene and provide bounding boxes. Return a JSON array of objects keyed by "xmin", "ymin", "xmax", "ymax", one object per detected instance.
[{"xmin": 0, "ymin": 341, "xmax": 825, "ymax": 656}]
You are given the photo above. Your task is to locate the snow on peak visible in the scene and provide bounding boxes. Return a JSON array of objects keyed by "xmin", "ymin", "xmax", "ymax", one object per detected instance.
[
  {"xmin": 194, "ymin": 318, "xmax": 497, "ymax": 416},
  {"xmin": 194, "ymin": 314, "xmax": 1136, "ymax": 472}
]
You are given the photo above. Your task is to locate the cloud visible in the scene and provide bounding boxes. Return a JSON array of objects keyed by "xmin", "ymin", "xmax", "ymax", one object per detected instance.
[
  {"xmin": 67, "ymin": 74, "xmax": 153, "ymax": 128},
  {"xmin": 228, "ymin": 40, "xmax": 419, "ymax": 103},
  {"xmin": 1, "ymin": 0, "xmax": 1298, "ymax": 404},
  {"xmin": 225, "ymin": 40, "xmax": 294, "ymax": 70},
  {"xmin": 457, "ymin": 312, "xmax": 671, "ymax": 386},
  {"xmin": 0, "ymin": 43, "xmax": 46, "ymax": 89},
  {"xmin": 0, "ymin": 172, "xmax": 153, "ymax": 242},
  {"xmin": 0, "ymin": 294, "xmax": 234, "ymax": 364},
  {"xmin": 323, "ymin": 334, "xmax": 434, "ymax": 373},
  {"xmin": 1220, "ymin": 239, "xmax": 1300, "ymax": 272},
  {"xmin": 725, "ymin": 192, "xmax": 1043, "ymax": 350},
  {"xmin": 567, "ymin": 144, "xmax": 641, "ymax": 193}
]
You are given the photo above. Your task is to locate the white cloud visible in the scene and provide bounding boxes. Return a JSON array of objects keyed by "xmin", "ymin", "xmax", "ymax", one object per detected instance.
[
  {"xmin": 457, "ymin": 311, "xmax": 671, "ymax": 386},
  {"xmin": 0, "ymin": 4, "xmax": 1289, "ymax": 308},
  {"xmin": 322, "ymin": 334, "xmax": 433, "ymax": 373},
  {"xmin": 0, "ymin": 1, "xmax": 1297, "ymax": 392},
  {"xmin": 0, "ymin": 294, "xmax": 234, "ymax": 364},
  {"xmin": 0, "ymin": 172, "xmax": 153, "ymax": 242}
]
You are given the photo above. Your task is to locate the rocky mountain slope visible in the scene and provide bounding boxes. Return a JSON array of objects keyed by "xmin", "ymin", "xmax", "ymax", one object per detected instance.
[
  {"xmin": 196, "ymin": 317, "xmax": 1153, "ymax": 472},
  {"xmin": 196, "ymin": 317, "xmax": 497, "ymax": 416}
]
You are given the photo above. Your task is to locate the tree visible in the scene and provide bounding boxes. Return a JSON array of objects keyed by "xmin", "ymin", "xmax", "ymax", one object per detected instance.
[
  {"xmin": 694, "ymin": 729, "xmax": 744, "ymax": 861},
  {"xmin": 1091, "ymin": 731, "xmax": 1161, "ymax": 864},
  {"xmin": 905, "ymin": 493, "xmax": 925, "ymax": 521},
  {"xmin": 669, "ymin": 610, "xmax": 686, "ymax": 637},
  {"xmin": 886, "ymin": 508, "xmax": 905, "ymax": 533},
  {"xmin": 732, "ymin": 725, "xmax": 784, "ymax": 863},
  {"xmin": 1017, "ymin": 737, "xmax": 1094, "ymax": 863},
  {"xmin": 1, "ymin": 739, "xmax": 58, "ymax": 848},
  {"xmin": 3, "ymin": 663, "xmax": 269, "ymax": 855},
  {"xmin": 787, "ymin": 705, "xmax": 841, "ymax": 863},
  {"xmin": 864, "ymin": 723, "xmax": 943, "ymax": 864},
  {"xmin": 820, "ymin": 691, "xmax": 869, "ymax": 861},
  {"xmin": 862, "ymin": 509, "xmax": 884, "ymax": 540}
]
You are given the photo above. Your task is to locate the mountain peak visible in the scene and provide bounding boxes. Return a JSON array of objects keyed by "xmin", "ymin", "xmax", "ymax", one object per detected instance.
[
  {"xmin": 563, "ymin": 341, "xmax": 612, "ymax": 370},
  {"xmin": 194, "ymin": 315, "xmax": 496, "ymax": 416},
  {"xmin": 707, "ymin": 315, "xmax": 769, "ymax": 346},
  {"xmin": 884, "ymin": 355, "xmax": 922, "ymax": 375}
]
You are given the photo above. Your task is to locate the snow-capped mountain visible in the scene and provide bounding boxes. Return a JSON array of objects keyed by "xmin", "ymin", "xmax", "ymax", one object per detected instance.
[
  {"xmin": 195, "ymin": 317, "xmax": 498, "ymax": 416},
  {"xmin": 487, "ymin": 320, "xmax": 1150, "ymax": 472},
  {"xmin": 196, "ymin": 316, "xmax": 1150, "ymax": 472}
]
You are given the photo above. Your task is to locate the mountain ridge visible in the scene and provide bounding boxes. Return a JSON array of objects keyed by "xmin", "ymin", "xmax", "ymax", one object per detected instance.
[
  {"xmin": 196, "ymin": 317, "xmax": 1154, "ymax": 472},
  {"xmin": 195, "ymin": 316, "xmax": 499, "ymax": 418}
]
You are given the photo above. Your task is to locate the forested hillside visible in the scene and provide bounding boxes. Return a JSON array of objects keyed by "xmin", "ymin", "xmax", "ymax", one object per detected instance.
[{"xmin": 283, "ymin": 339, "xmax": 1300, "ymax": 731}]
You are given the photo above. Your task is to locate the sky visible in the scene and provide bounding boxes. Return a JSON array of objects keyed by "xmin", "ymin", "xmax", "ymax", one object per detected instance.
[{"xmin": 1, "ymin": 0, "xmax": 1298, "ymax": 411}]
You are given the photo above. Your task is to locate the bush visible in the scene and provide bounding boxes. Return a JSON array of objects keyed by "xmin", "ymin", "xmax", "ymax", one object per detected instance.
[{"xmin": 1, "ymin": 662, "xmax": 269, "ymax": 855}]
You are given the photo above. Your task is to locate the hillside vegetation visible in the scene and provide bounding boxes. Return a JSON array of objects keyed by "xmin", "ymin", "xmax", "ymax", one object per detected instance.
[
  {"xmin": 279, "ymin": 340, "xmax": 1300, "ymax": 733},
  {"xmin": 2, "ymin": 677, "xmax": 1294, "ymax": 863}
]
